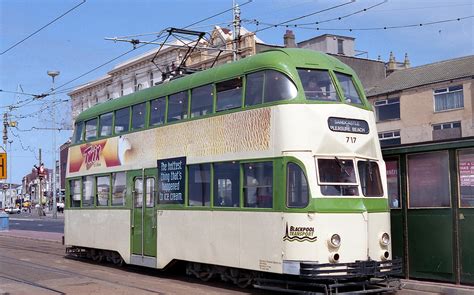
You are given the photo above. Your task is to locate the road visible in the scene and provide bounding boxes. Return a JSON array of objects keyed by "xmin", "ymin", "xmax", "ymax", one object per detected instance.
[
  {"xmin": 7, "ymin": 212, "xmax": 64, "ymax": 233},
  {"xmin": 0, "ymin": 235, "xmax": 264, "ymax": 295}
]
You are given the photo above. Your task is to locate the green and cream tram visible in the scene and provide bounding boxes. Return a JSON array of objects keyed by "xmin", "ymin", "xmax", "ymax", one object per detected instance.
[{"xmin": 65, "ymin": 48, "xmax": 401, "ymax": 293}]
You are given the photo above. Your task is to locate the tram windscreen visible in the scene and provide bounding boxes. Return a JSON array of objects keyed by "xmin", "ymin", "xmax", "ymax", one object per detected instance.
[
  {"xmin": 298, "ymin": 69, "xmax": 339, "ymax": 101},
  {"xmin": 357, "ymin": 160, "xmax": 383, "ymax": 197},
  {"xmin": 317, "ymin": 158, "xmax": 359, "ymax": 196}
]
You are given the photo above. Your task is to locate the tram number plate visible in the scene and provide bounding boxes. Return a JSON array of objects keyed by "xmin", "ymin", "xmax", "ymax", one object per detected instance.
[{"xmin": 327, "ymin": 117, "xmax": 369, "ymax": 134}]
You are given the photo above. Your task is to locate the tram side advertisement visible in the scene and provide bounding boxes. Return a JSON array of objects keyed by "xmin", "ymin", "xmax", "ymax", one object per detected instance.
[{"xmin": 158, "ymin": 157, "xmax": 186, "ymax": 204}]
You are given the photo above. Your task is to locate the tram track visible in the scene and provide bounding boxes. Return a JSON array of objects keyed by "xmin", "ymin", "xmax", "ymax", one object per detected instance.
[{"xmin": 0, "ymin": 274, "xmax": 65, "ymax": 294}]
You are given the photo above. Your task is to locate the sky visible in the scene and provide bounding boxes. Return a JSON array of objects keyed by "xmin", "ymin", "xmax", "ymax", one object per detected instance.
[{"xmin": 0, "ymin": 0, "xmax": 473, "ymax": 186}]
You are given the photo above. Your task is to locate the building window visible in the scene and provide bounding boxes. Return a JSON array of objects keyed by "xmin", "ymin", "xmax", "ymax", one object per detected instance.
[
  {"xmin": 243, "ymin": 162, "xmax": 273, "ymax": 208},
  {"xmin": 432, "ymin": 121, "xmax": 461, "ymax": 140},
  {"xmin": 459, "ymin": 148, "xmax": 474, "ymax": 208},
  {"xmin": 434, "ymin": 85, "xmax": 463, "ymax": 112},
  {"xmin": 149, "ymin": 72, "xmax": 154, "ymax": 87},
  {"xmin": 188, "ymin": 164, "xmax": 211, "ymax": 206},
  {"xmin": 374, "ymin": 98, "xmax": 400, "ymax": 121},
  {"xmin": 407, "ymin": 151, "xmax": 450, "ymax": 208},
  {"xmin": 337, "ymin": 39, "xmax": 344, "ymax": 54},
  {"xmin": 385, "ymin": 158, "xmax": 401, "ymax": 209},
  {"xmin": 378, "ymin": 130, "xmax": 401, "ymax": 147}
]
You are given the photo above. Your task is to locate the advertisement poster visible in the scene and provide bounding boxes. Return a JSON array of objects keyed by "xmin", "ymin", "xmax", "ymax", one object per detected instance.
[{"xmin": 157, "ymin": 157, "xmax": 186, "ymax": 204}]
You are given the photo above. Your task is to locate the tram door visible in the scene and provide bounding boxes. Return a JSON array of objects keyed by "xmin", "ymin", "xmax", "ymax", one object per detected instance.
[{"xmin": 130, "ymin": 169, "xmax": 157, "ymax": 259}]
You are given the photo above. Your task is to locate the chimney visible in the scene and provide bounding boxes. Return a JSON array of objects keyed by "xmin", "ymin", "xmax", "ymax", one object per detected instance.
[{"xmin": 284, "ymin": 30, "xmax": 297, "ymax": 48}]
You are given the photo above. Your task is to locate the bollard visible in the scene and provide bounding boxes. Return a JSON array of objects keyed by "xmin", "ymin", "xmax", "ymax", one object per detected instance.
[{"xmin": 0, "ymin": 212, "xmax": 9, "ymax": 231}]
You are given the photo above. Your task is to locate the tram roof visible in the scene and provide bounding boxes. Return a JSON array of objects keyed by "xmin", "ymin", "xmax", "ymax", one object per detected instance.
[{"xmin": 76, "ymin": 48, "xmax": 355, "ymax": 122}]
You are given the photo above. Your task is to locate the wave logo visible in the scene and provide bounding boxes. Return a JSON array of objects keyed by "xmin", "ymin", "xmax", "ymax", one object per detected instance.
[{"xmin": 283, "ymin": 222, "xmax": 317, "ymax": 242}]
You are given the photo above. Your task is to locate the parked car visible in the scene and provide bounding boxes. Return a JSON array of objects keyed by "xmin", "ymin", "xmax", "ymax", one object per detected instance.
[{"xmin": 5, "ymin": 207, "xmax": 21, "ymax": 214}]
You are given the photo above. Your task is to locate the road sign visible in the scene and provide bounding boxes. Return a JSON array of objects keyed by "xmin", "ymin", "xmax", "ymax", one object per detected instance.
[{"xmin": 0, "ymin": 153, "xmax": 6, "ymax": 179}]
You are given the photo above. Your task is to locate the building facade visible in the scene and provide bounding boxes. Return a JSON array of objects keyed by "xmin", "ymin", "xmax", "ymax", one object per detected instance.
[{"xmin": 367, "ymin": 55, "xmax": 474, "ymax": 147}]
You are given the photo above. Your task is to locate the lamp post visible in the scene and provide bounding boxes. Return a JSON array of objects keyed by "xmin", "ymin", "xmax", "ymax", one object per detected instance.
[
  {"xmin": 47, "ymin": 70, "xmax": 59, "ymax": 219},
  {"xmin": 8, "ymin": 140, "xmax": 12, "ymax": 208}
]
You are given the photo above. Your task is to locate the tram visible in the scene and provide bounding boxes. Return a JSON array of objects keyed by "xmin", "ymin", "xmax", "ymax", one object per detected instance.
[{"xmin": 65, "ymin": 48, "xmax": 401, "ymax": 293}]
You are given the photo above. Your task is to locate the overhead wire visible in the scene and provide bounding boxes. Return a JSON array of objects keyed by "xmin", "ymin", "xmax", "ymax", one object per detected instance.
[{"xmin": 1, "ymin": 0, "xmax": 86, "ymax": 55}]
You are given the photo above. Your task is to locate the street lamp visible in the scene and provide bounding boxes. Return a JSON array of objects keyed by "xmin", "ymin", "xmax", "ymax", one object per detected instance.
[{"xmin": 47, "ymin": 70, "xmax": 59, "ymax": 219}]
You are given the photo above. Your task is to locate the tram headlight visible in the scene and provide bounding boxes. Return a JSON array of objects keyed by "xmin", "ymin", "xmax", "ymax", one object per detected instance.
[
  {"xmin": 380, "ymin": 232, "xmax": 390, "ymax": 246},
  {"xmin": 328, "ymin": 234, "xmax": 341, "ymax": 248}
]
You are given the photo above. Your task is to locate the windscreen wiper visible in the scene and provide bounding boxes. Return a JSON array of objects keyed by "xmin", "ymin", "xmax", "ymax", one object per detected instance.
[{"xmin": 334, "ymin": 156, "xmax": 350, "ymax": 176}]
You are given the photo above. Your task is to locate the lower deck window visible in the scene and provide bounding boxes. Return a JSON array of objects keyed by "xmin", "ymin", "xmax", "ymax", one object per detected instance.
[
  {"xmin": 287, "ymin": 163, "xmax": 309, "ymax": 207},
  {"xmin": 82, "ymin": 176, "xmax": 94, "ymax": 207},
  {"xmin": 188, "ymin": 164, "xmax": 211, "ymax": 206},
  {"xmin": 214, "ymin": 162, "xmax": 240, "ymax": 207},
  {"xmin": 318, "ymin": 158, "xmax": 359, "ymax": 196},
  {"xmin": 96, "ymin": 176, "xmax": 110, "ymax": 206},
  {"xmin": 357, "ymin": 160, "xmax": 383, "ymax": 197},
  {"xmin": 243, "ymin": 162, "xmax": 273, "ymax": 208},
  {"xmin": 112, "ymin": 172, "xmax": 126, "ymax": 206},
  {"xmin": 69, "ymin": 179, "xmax": 81, "ymax": 207}
]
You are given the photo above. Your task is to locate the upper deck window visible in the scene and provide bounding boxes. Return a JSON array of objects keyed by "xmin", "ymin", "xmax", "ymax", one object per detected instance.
[
  {"xmin": 150, "ymin": 97, "xmax": 166, "ymax": 126},
  {"xmin": 246, "ymin": 70, "xmax": 297, "ymax": 106},
  {"xmin": 335, "ymin": 73, "xmax": 363, "ymax": 105},
  {"xmin": 99, "ymin": 112, "xmax": 113, "ymax": 137},
  {"xmin": 191, "ymin": 84, "xmax": 214, "ymax": 118},
  {"xmin": 167, "ymin": 91, "xmax": 188, "ymax": 122},
  {"xmin": 216, "ymin": 78, "xmax": 242, "ymax": 112},
  {"xmin": 85, "ymin": 118, "xmax": 97, "ymax": 141},
  {"xmin": 317, "ymin": 158, "xmax": 359, "ymax": 196},
  {"xmin": 73, "ymin": 121, "xmax": 84, "ymax": 143},
  {"xmin": 131, "ymin": 102, "xmax": 146, "ymax": 130},
  {"xmin": 298, "ymin": 69, "xmax": 339, "ymax": 102},
  {"xmin": 115, "ymin": 107, "xmax": 130, "ymax": 134}
]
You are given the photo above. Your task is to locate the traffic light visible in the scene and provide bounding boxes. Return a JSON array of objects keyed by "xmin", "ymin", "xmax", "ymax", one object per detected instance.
[{"xmin": 34, "ymin": 163, "xmax": 46, "ymax": 179}]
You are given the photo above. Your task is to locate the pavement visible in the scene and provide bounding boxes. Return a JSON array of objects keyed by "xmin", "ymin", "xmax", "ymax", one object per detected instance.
[{"xmin": 1, "ymin": 212, "xmax": 474, "ymax": 294}]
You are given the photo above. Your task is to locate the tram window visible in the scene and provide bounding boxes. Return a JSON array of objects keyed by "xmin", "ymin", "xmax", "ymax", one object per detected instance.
[
  {"xmin": 298, "ymin": 69, "xmax": 338, "ymax": 102},
  {"xmin": 112, "ymin": 172, "xmax": 126, "ymax": 206},
  {"xmin": 131, "ymin": 102, "xmax": 146, "ymax": 130},
  {"xmin": 407, "ymin": 151, "xmax": 450, "ymax": 208},
  {"xmin": 458, "ymin": 148, "xmax": 474, "ymax": 208},
  {"xmin": 245, "ymin": 71, "xmax": 264, "ymax": 106},
  {"xmin": 191, "ymin": 84, "xmax": 214, "ymax": 118},
  {"xmin": 96, "ymin": 175, "xmax": 110, "ymax": 206},
  {"xmin": 335, "ymin": 73, "xmax": 363, "ymax": 105},
  {"xmin": 167, "ymin": 91, "xmax": 189, "ymax": 122},
  {"xmin": 264, "ymin": 70, "xmax": 297, "ymax": 103},
  {"xmin": 150, "ymin": 97, "xmax": 166, "ymax": 126},
  {"xmin": 357, "ymin": 161, "xmax": 383, "ymax": 197},
  {"xmin": 243, "ymin": 162, "xmax": 273, "ymax": 208},
  {"xmin": 99, "ymin": 112, "xmax": 113, "ymax": 137},
  {"xmin": 134, "ymin": 178, "xmax": 143, "ymax": 208},
  {"xmin": 69, "ymin": 179, "xmax": 81, "ymax": 208},
  {"xmin": 386, "ymin": 159, "xmax": 401, "ymax": 208},
  {"xmin": 213, "ymin": 162, "xmax": 240, "ymax": 207},
  {"xmin": 216, "ymin": 78, "xmax": 242, "ymax": 112},
  {"xmin": 188, "ymin": 164, "xmax": 211, "ymax": 206},
  {"xmin": 82, "ymin": 176, "xmax": 94, "ymax": 207},
  {"xmin": 146, "ymin": 177, "xmax": 155, "ymax": 208},
  {"xmin": 287, "ymin": 163, "xmax": 309, "ymax": 208},
  {"xmin": 317, "ymin": 158, "xmax": 359, "ymax": 196},
  {"xmin": 73, "ymin": 121, "xmax": 84, "ymax": 143},
  {"xmin": 115, "ymin": 107, "xmax": 130, "ymax": 134},
  {"xmin": 85, "ymin": 118, "xmax": 98, "ymax": 141}
]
